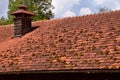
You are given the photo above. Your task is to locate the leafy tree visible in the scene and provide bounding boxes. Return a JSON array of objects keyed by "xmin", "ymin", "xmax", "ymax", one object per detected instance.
[
  {"xmin": 0, "ymin": 16, "xmax": 6, "ymax": 25},
  {"xmin": 7, "ymin": 0, "xmax": 21, "ymax": 23},
  {"xmin": 7, "ymin": 0, "xmax": 54, "ymax": 23},
  {"xmin": 99, "ymin": 7, "xmax": 111, "ymax": 13},
  {"xmin": 0, "ymin": 16, "xmax": 12, "ymax": 26}
]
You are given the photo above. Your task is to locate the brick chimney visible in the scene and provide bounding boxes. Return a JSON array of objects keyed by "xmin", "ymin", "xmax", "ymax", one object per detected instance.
[{"xmin": 11, "ymin": 5, "xmax": 35, "ymax": 37}]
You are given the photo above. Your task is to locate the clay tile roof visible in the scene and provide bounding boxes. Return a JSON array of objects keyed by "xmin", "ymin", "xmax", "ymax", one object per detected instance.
[{"xmin": 0, "ymin": 10, "xmax": 120, "ymax": 73}]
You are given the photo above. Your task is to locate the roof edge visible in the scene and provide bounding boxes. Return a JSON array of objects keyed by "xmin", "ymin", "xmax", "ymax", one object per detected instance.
[
  {"xmin": 32, "ymin": 10, "xmax": 120, "ymax": 24},
  {"xmin": 51, "ymin": 10, "xmax": 120, "ymax": 21},
  {"xmin": 0, "ymin": 69, "xmax": 120, "ymax": 74}
]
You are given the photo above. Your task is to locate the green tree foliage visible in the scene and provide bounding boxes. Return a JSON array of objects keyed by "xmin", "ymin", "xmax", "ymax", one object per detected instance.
[
  {"xmin": 7, "ymin": 0, "xmax": 21, "ymax": 23},
  {"xmin": 0, "ymin": 0, "xmax": 54, "ymax": 26},
  {"xmin": 99, "ymin": 7, "xmax": 111, "ymax": 13},
  {"xmin": 0, "ymin": 17, "xmax": 6, "ymax": 25},
  {"xmin": 7, "ymin": 0, "xmax": 54, "ymax": 24}
]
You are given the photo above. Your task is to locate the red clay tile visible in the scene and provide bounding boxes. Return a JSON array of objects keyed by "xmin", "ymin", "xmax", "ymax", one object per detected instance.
[{"xmin": 0, "ymin": 10, "xmax": 120, "ymax": 72}]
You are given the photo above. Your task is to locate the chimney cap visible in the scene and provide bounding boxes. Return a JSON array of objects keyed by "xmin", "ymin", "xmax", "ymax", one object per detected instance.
[
  {"xmin": 10, "ymin": 5, "xmax": 35, "ymax": 16},
  {"xmin": 18, "ymin": 5, "xmax": 27, "ymax": 10}
]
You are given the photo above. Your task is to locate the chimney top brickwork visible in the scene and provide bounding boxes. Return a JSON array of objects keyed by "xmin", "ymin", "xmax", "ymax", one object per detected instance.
[{"xmin": 11, "ymin": 5, "xmax": 35, "ymax": 37}]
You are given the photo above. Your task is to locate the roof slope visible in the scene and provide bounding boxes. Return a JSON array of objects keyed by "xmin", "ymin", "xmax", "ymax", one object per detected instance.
[
  {"xmin": 0, "ymin": 25, "xmax": 13, "ymax": 43},
  {"xmin": 0, "ymin": 11, "xmax": 120, "ymax": 72}
]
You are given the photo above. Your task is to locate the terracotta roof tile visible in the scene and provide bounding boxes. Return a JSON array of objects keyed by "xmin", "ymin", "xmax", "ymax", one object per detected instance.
[{"xmin": 0, "ymin": 10, "xmax": 120, "ymax": 72}]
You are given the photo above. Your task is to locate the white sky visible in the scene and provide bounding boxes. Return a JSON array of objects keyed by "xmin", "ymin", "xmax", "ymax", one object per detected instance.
[{"xmin": 0, "ymin": 0, "xmax": 120, "ymax": 18}]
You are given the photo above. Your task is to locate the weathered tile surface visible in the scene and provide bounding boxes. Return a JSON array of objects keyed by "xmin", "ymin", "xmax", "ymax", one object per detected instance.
[{"xmin": 0, "ymin": 11, "xmax": 120, "ymax": 72}]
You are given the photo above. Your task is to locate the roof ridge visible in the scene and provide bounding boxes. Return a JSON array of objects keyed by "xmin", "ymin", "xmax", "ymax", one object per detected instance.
[
  {"xmin": 33, "ymin": 10, "xmax": 120, "ymax": 23},
  {"xmin": 1, "ymin": 10, "xmax": 120, "ymax": 27}
]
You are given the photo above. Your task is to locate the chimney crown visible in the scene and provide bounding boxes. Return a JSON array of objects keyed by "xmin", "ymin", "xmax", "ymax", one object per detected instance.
[
  {"xmin": 11, "ymin": 5, "xmax": 35, "ymax": 16},
  {"xmin": 18, "ymin": 5, "xmax": 27, "ymax": 10}
]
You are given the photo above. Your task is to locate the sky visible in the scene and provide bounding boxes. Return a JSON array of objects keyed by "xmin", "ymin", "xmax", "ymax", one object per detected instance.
[{"xmin": 0, "ymin": 0, "xmax": 120, "ymax": 18}]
